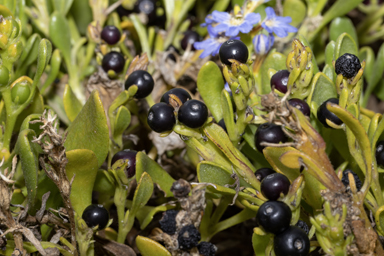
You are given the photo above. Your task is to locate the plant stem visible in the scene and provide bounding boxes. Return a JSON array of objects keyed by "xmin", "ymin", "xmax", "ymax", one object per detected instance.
[
  {"xmin": 114, "ymin": 186, "xmax": 129, "ymax": 243},
  {"xmin": 2, "ymin": 88, "xmax": 16, "ymax": 151}
]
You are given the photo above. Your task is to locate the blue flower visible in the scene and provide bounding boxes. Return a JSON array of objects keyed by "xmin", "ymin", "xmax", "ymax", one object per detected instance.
[
  {"xmin": 210, "ymin": 10, "xmax": 261, "ymax": 37},
  {"xmin": 261, "ymin": 7, "xmax": 297, "ymax": 37},
  {"xmin": 194, "ymin": 26, "xmax": 239, "ymax": 58},
  {"xmin": 253, "ymin": 33, "xmax": 274, "ymax": 55}
]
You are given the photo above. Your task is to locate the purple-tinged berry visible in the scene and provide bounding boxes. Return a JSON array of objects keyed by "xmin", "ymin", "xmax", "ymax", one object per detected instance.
[
  {"xmin": 270, "ymin": 70, "xmax": 289, "ymax": 93},
  {"xmin": 102, "ymin": 51, "xmax": 125, "ymax": 73},
  {"xmin": 111, "ymin": 150, "xmax": 138, "ymax": 178},
  {"xmin": 288, "ymin": 98, "xmax": 310, "ymax": 117},
  {"xmin": 125, "ymin": 70, "xmax": 154, "ymax": 99},
  {"xmin": 101, "ymin": 25, "xmax": 121, "ymax": 45},
  {"xmin": 161, "ymin": 88, "xmax": 191, "ymax": 105},
  {"xmin": 178, "ymin": 100, "xmax": 208, "ymax": 128},
  {"xmin": 255, "ymin": 123, "xmax": 288, "ymax": 152},
  {"xmin": 317, "ymin": 98, "xmax": 343, "ymax": 128},
  {"xmin": 261, "ymin": 173, "xmax": 290, "ymax": 201}
]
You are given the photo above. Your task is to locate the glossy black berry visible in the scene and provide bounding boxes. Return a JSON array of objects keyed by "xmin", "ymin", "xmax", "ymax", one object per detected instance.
[
  {"xmin": 102, "ymin": 51, "xmax": 125, "ymax": 73},
  {"xmin": 274, "ymin": 226, "xmax": 310, "ymax": 256},
  {"xmin": 181, "ymin": 31, "xmax": 201, "ymax": 51},
  {"xmin": 317, "ymin": 98, "xmax": 343, "ymax": 128},
  {"xmin": 147, "ymin": 102, "xmax": 176, "ymax": 133},
  {"xmin": 257, "ymin": 201, "xmax": 292, "ymax": 234},
  {"xmin": 178, "ymin": 100, "xmax": 208, "ymax": 128},
  {"xmin": 255, "ymin": 168, "xmax": 276, "ymax": 182},
  {"xmin": 111, "ymin": 150, "xmax": 138, "ymax": 178},
  {"xmin": 125, "ymin": 70, "xmax": 154, "ymax": 99},
  {"xmin": 295, "ymin": 220, "xmax": 309, "ymax": 235},
  {"xmin": 101, "ymin": 25, "xmax": 121, "ymax": 45},
  {"xmin": 288, "ymin": 98, "xmax": 310, "ymax": 117},
  {"xmin": 159, "ymin": 210, "xmax": 178, "ymax": 235},
  {"xmin": 219, "ymin": 40, "xmax": 249, "ymax": 65},
  {"xmin": 82, "ymin": 204, "xmax": 109, "ymax": 230},
  {"xmin": 341, "ymin": 169, "xmax": 362, "ymax": 191},
  {"xmin": 261, "ymin": 173, "xmax": 290, "ymax": 201},
  {"xmin": 376, "ymin": 140, "xmax": 384, "ymax": 168},
  {"xmin": 335, "ymin": 53, "xmax": 361, "ymax": 78},
  {"xmin": 178, "ymin": 225, "xmax": 201, "ymax": 250},
  {"xmin": 255, "ymin": 123, "xmax": 288, "ymax": 152},
  {"xmin": 197, "ymin": 242, "xmax": 217, "ymax": 256},
  {"xmin": 161, "ymin": 88, "xmax": 191, "ymax": 105},
  {"xmin": 270, "ymin": 70, "xmax": 289, "ymax": 93}
]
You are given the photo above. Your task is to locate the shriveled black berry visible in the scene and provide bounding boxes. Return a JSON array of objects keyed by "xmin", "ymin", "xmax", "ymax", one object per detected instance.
[
  {"xmin": 376, "ymin": 140, "xmax": 384, "ymax": 168},
  {"xmin": 161, "ymin": 88, "xmax": 191, "ymax": 105},
  {"xmin": 219, "ymin": 40, "xmax": 249, "ymax": 65},
  {"xmin": 255, "ymin": 123, "xmax": 288, "ymax": 152},
  {"xmin": 181, "ymin": 31, "xmax": 201, "ymax": 51},
  {"xmin": 335, "ymin": 53, "xmax": 361, "ymax": 78},
  {"xmin": 341, "ymin": 169, "xmax": 362, "ymax": 191},
  {"xmin": 288, "ymin": 98, "xmax": 310, "ymax": 117},
  {"xmin": 261, "ymin": 173, "xmax": 290, "ymax": 201},
  {"xmin": 197, "ymin": 242, "xmax": 217, "ymax": 256},
  {"xmin": 111, "ymin": 150, "xmax": 138, "ymax": 178},
  {"xmin": 82, "ymin": 204, "xmax": 109, "ymax": 230},
  {"xmin": 271, "ymin": 70, "xmax": 290, "ymax": 93},
  {"xmin": 274, "ymin": 226, "xmax": 310, "ymax": 256},
  {"xmin": 178, "ymin": 225, "xmax": 201, "ymax": 250},
  {"xmin": 101, "ymin": 25, "xmax": 121, "ymax": 45},
  {"xmin": 295, "ymin": 220, "xmax": 309, "ymax": 235},
  {"xmin": 178, "ymin": 100, "xmax": 208, "ymax": 128},
  {"xmin": 147, "ymin": 102, "xmax": 176, "ymax": 133},
  {"xmin": 159, "ymin": 210, "xmax": 178, "ymax": 235},
  {"xmin": 255, "ymin": 168, "xmax": 276, "ymax": 182},
  {"xmin": 256, "ymin": 201, "xmax": 292, "ymax": 235},
  {"xmin": 102, "ymin": 51, "xmax": 125, "ymax": 73},
  {"xmin": 317, "ymin": 98, "xmax": 343, "ymax": 128},
  {"xmin": 125, "ymin": 70, "xmax": 154, "ymax": 99}
]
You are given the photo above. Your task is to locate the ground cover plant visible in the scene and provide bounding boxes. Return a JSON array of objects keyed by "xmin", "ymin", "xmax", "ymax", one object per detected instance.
[{"xmin": 1, "ymin": 0, "xmax": 384, "ymax": 255}]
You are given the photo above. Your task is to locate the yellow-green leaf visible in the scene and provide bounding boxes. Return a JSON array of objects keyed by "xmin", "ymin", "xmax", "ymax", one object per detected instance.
[
  {"xmin": 136, "ymin": 236, "xmax": 171, "ymax": 256},
  {"xmin": 63, "ymin": 84, "xmax": 82, "ymax": 122}
]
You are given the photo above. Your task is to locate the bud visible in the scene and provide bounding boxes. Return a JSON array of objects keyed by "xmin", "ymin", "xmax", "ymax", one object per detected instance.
[
  {"xmin": 11, "ymin": 81, "xmax": 31, "ymax": 104},
  {"xmin": 0, "ymin": 66, "xmax": 9, "ymax": 87},
  {"xmin": 6, "ymin": 40, "xmax": 23, "ymax": 62},
  {"xmin": 253, "ymin": 34, "xmax": 274, "ymax": 56}
]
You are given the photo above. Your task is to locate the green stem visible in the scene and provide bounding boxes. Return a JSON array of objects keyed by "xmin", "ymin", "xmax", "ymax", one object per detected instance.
[
  {"xmin": 210, "ymin": 197, "xmax": 231, "ymax": 226},
  {"xmin": 2, "ymin": 88, "xmax": 17, "ymax": 151},
  {"xmin": 114, "ymin": 186, "xmax": 129, "ymax": 243}
]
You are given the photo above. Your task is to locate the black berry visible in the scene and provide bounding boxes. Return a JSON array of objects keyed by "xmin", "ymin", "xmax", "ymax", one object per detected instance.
[
  {"xmin": 256, "ymin": 201, "xmax": 292, "ymax": 235},
  {"xmin": 335, "ymin": 53, "xmax": 361, "ymax": 78},
  {"xmin": 178, "ymin": 225, "xmax": 201, "ymax": 250},
  {"xmin": 125, "ymin": 70, "xmax": 154, "ymax": 99},
  {"xmin": 101, "ymin": 25, "xmax": 121, "ymax": 45},
  {"xmin": 102, "ymin": 51, "xmax": 125, "ymax": 73},
  {"xmin": 166, "ymin": 45, "xmax": 180, "ymax": 62},
  {"xmin": 82, "ymin": 204, "xmax": 109, "ymax": 230},
  {"xmin": 111, "ymin": 150, "xmax": 138, "ymax": 178},
  {"xmin": 159, "ymin": 210, "xmax": 178, "ymax": 235},
  {"xmin": 218, "ymin": 119, "xmax": 227, "ymax": 133},
  {"xmin": 197, "ymin": 242, "xmax": 217, "ymax": 256},
  {"xmin": 274, "ymin": 226, "xmax": 310, "ymax": 256},
  {"xmin": 295, "ymin": 220, "xmax": 309, "ymax": 235},
  {"xmin": 255, "ymin": 168, "xmax": 276, "ymax": 182},
  {"xmin": 255, "ymin": 123, "xmax": 288, "ymax": 152},
  {"xmin": 261, "ymin": 173, "xmax": 290, "ymax": 201},
  {"xmin": 341, "ymin": 169, "xmax": 362, "ymax": 191},
  {"xmin": 270, "ymin": 70, "xmax": 289, "ymax": 94},
  {"xmin": 376, "ymin": 140, "xmax": 384, "ymax": 168},
  {"xmin": 317, "ymin": 98, "xmax": 343, "ymax": 128},
  {"xmin": 219, "ymin": 40, "xmax": 249, "ymax": 65},
  {"xmin": 288, "ymin": 98, "xmax": 310, "ymax": 117},
  {"xmin": 161, "ymin": 88, "xmax": 191, "ymax": 105},
  {"xmin": 178, "ymin": 100, "xmax": 208, "ymax": 128},
  {"xmin": 147, "ymin": 102, "xmax": 176, "ymax": 133},
  {"xmin": 181, "ymin": 31, "xmax": 201, "ymax": 51},
  {"xmin": 116, "ymin": 5, "xmax": 133, "ymax": 17}
]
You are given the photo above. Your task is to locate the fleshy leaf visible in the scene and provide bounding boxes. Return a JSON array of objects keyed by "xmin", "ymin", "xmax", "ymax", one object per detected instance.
[
  {"xmin": 334, "ymin": 32, "xmax": 358, "ymax": 59},
  {"xmin": 136, "ymin": 152, "xmax": 175, "ymax": 197},
  {"xmin": 259, "ymin": 51, "xmax": 286, "ymax": 94},
  {"xmin": 16, "ymin": 129, "xmax": 39, "ymax": 210},
  {"xmin": 113, "ymin": 106, "xmax": 131, "ymax": 141},
  {"xmin": 197, "ymin": 61, "xmax": 225, "ymax": 121},
  {"xmin": 136, "ymin": 236, "xmax": 171, "ymax": 256},
  {"xmin": 283, "ymin": 0, "xmax": 306, "ymax": 27},
  {"xmin": 66, "ymin": 149, "xmax": 98, "ymax": 215},
  {"xmin": 330, "ymin": 17, "xmax": 358, "ymax": 48},
  {"xmin": 197, "ymin": 161, "xmax": 235, "ymax": 186},
  {"xmin": 52, "ymin": 0, "xmax": 74, "ymax": 16},
  {"xmin": 64, "ymin": 90, "xmax": 109, "ymax": 167},
  {"xmin": 325, "ymin": 41, "xmax": 336, "ymax": 68},
  {"xmin": 63, "ymin": 84, "xmax": 82, "ymax": 122},
  {"xmin": 307, "ymin": 72, "xmax": 337, "ymax": 111},
  {"xmin": 252, "ymin": 231, "xmax": 272, "ymax": 256},
  {"xmin": 49, "ymin": 11, "xmax": 71, "ymax": 63}
]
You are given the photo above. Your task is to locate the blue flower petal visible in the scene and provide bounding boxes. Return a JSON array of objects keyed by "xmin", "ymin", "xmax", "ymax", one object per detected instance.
[
  {"xmin": 212, "ymin": 11, "xmax": 231, "ymax": 23},
  {"xmin": 245, "ymin": 12, "xmax": 261, "ymax": 24}
]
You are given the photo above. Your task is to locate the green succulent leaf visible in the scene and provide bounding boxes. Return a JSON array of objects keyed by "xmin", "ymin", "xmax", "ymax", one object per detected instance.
[
  {"xmin": 252, "ymin": 231, "xmax": 272, "ymax": 256},
  {"xmin": 330, "ymin": 17, "xmax": 358, "ymax": 48},
  {"xmin": 15, "ymin": 33, "xmax": 41, "ymax": 76},
  {"xmin": 15, "ymin": 92, "xmax": 44, "ymax": 132},
  {"xmin": 52, "ymin": 0, "xmax": 74, "ymax": 16},
  {"xmin": 16, "ymin": 129, "xmax": 39, "ymax": 210},
  {"xmin": 136, "ymin": 236, "xmax": 171, "ymax": 256},
  {"xmin": 63, "ymin": 84, "xmax": 82, "ymax": 122},
  {"xmin": 259, "ymin": 51, "xmax": 286, "ymax": 94},
  {"xmin": 66, "ymin": 149, "xmax": 98, "ymax": 215},
  {"xmin": 64, "ymin": 90, "xmax": 109, "ymax": 167},
  {"xmin": 307, "ymin": 72, "xmax": 337, "ymax": 111},
  {"xmin": 334, "ymin": 32, "xmax": 358, "ymax": 59},
  {"xmin": 359, "ymin": 46, "xmax": 374, "ymax": 82},
  {"xmin": 221, "ymin": 89, "xmax": 236, "ymax": 142},
  {"xmin": 49, "ymin": 11, "xmax": 71, "ymax": 63},
  {"xmin": 34, "ymin": 39, "xmax": 52, "ymax": 86},
  {"xmin": 283, "ymin": 0, "xmax": 306, "ymax": 27},
  {"xmin": 197, "ymin": 61, "xmax": 225, "ymax": 121},
  {"xmin": 197, "ymin": 161, "xmax": 235, "ymax": 186},
  {"xmin": 113, "ymin": 106, "xmax": 131, "ymax": 140},
  {"xmin": 136, "ymin": 152, "xmax": 175, "ymax": 197},
  {"xmin": 325, "ymin": 40, "xmax": 336, "ymax": 68}
]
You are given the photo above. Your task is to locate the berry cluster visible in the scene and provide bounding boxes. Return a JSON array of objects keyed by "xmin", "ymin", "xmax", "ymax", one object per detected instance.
[
  {"xmin": 147, "ymin": 88, "xmax": 208, "ymax": 133},
  {"xmin": 255, "ymin": 169, "xmax": 309, "ymax": 256}
]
